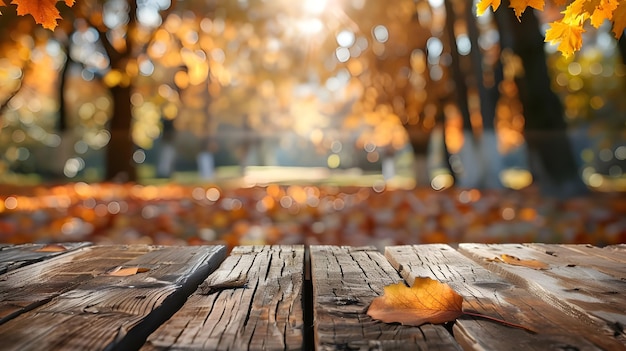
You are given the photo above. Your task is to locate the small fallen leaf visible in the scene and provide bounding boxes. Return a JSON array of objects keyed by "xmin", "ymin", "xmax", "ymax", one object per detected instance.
[
  {"xmin": 489, "ymin": 254, "xmax": 549, "ymax": 270},
  {"xmin": 35, "ymin": 244, "xmax": 67, "ymax": 252},
  {"xmin": 108, "ymin": 266, "xmax": 150, "ymax": 276},
  {"xmin": 367, "ymin": 277, "xmax": 464, "ymax": 326}
]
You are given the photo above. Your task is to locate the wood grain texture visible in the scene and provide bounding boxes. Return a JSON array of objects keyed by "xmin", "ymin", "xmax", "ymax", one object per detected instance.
[
  {"xmin": 143, "ymin": 245, "xmax": 304, "ymax": 351},
  {"xmin": 0, "ymin": 244, "xmax": 155, "ymax": 324},
  {"xmin": 385, "ymin": 244, "xmax": 624, "ymax": 350},
  {"xmin": 527, "ymin": 243, "xmax": 626, "ymax": 278},
  {"xmin": 607, "ymin": 244, "xmax": 626, "ymax": 254},
  {"xmin": 563, "ymin": 244, "xmax": 626, "ymax": 264},
  {"xmin": 0, "ymin": 242, "xmax": 92, "ymax": 274},
  {"xmin": 0, "ymin": 243, "xmax": 624, "ymax": 350},
  {"xmin": 0, "ymin": 245, "xmax": 226, "ymax": 351},
  {"xmin": 458, "ymin": 243, "xmax": 626, "ymax": 348},
  {"xmin": 310, "ymin": 245, "xmax": 461, "ymax": 351}
]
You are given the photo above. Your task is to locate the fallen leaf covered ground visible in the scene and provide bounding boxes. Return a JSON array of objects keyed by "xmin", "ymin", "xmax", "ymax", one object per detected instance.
[{"xmin": 0, "ymin": 183, "xmax": 624, "ymax": 248}]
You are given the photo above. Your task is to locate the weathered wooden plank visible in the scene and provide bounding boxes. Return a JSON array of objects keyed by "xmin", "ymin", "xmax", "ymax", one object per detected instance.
[
  {"xmin": 0, "ymin": 244, "xmax": 156, "ymax": 324},
  {"xmin": 143, "ymin": 245, "xmax": 304, "ymax": 351},
  {"xmin": 458, "ymin": 243, "xmax": 626, "ymax": 347},
  {"xmin": 385, "ymin": 244, "xmax": 624, "ymax": 350},
  {"xmin": 310, "ymin": 245, "xmax": 461, "ymax": 351},
  {"xmin": 527, "ymin": 243, "xmax": 626, "ymax": 278},
  {"xmin": 561, "ymin": 244, "xmax": 626, "ymax": 264},
  {"xmin": 0, "ymin": 242, "xmax": 92, "ymax": 274},
  {"xmin": 607, "ymin": 244, "xmax": 626, "ymax": 253},
  {"xmin": 0, "ymin": 245, "xmax": 226, "ymax": 351}
]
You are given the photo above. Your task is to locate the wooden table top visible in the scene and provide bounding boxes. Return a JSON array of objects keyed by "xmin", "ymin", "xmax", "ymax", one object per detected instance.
[{"xmin": 0, "ymin": 243, "xmax": 624, "ymax": 350}]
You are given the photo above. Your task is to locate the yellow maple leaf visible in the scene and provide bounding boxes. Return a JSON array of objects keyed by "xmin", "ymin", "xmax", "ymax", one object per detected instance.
[
  {"xmin": 476, "ymin": 0, "xmax": 502, "ymax": 16},
  {"xmin": 509, "ymin": 0, "xmax": 545, "ymax": 19},
  {"xmin": 545, "ymin": 20, "xmax": 585, "ymax": 57},
  {"xmin": 476, "ymin": 0, "xmax": 626, "ymax": 57},
  {"xmin": 613, "ymin": 1, "xmax": 626, "ymax": 38}
]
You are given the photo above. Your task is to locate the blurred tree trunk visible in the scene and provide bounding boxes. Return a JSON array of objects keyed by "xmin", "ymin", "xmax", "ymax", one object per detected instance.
[
  {"xmin": 406, "ymin": 127, "xmax": 430, "ymax": 186},
  {"xmin": 444, "ymin": 0, "xmax": 471, "ymax": 129},
  {"xmin": 106, "ymin": 83, "xmax": 136, "ymax": 181},
  {"xmin": 619, "ymin": 34, "xmax": 626, "ymax": 64},
  {"xmin": 0, "ymin": 11, "xmax": 26, "ymax": 117},
  {"xmin": 57, "ymin": 53, "xmax": 69, "ymax": 132},
  {"xmin": 445, "ymin": 0, "xmax": 503, "ymax": 188},
  {"xmin": 466, "ymin": 0, "xmax": 504, "ymax": 188},
  {"xmin": 99, "ymin": 0, "xmax": 139, "ymax": 182},
  {"xmin": 57, "ymin": 30, "xmax": 74, "ymax": 133},
  {"xmin": 495, "ymin": 1, "xmax": 586, "ymax": 197},
  {"xmin": 466, "ymin": 5, "xmax": 501, "ymax": 133}
]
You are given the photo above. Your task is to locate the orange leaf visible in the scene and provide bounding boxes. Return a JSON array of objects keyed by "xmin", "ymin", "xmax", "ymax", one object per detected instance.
[
  {"xmin": 590, "ymin": 0, "xmax": 619, "ymax": 28},
  {"xmin": 476, "ymin": 0, "xmax": 501, "ymax": 16},
  {"xmin": 491, "ymin": 254, "xmax": 549, "ymax": 270},
  {"xmin": 613, "ymin": 1, "xmax": 626, "ymax": 38},
  {"xmin": 509, "ymin": 0, "xmax": 545, "ymax": 19},
  {"xmin": 35, "ymin": 243, "xmax": 67, "ymax": 252},
  {"xmin": 108, "ymin": 266, "xmax": 150, "ymax": 276},
  {"xmin": 545, "ymin": 20, "xmax": 585, "ymax": 57},
  {"xmin": 367, "ymin": 277, "xmax": 464, "ymax": 326},
  {"xmin": 10, "ymin": 0, "xmax": 65, "ymax": 30}
]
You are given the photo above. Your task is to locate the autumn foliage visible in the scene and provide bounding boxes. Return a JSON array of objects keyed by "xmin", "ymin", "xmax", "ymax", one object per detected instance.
[
  {"xmin": 1, "ymin": 0, "xmax": 75, "ymax": 30},
  {"xmin": 1, "ymin": 0, "xmax": 624, "ymax": 57},
  {"xmin": 477, "ymin": 0, "xmax": 626, "ymax": 57}
]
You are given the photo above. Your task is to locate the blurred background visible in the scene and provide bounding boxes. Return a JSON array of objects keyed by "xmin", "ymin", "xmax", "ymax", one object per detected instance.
[{"xmin": 0, "ymin": 0, "xmax": 624, "ymax": 249}]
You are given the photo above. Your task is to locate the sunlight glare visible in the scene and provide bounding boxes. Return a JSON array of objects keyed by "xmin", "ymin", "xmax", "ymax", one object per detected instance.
[
  {"xmin": 304, "ymin": 0, "xmax": 328, "ymax": 15},
  {"xmin": 427, "ymin": 0, "xmax": 444, "ymax": 8},
  {"xmin": 336, "ymin": 30, "xmax": 356, "ymax": 48},
  {"xmin": 298, "ymin": 19, "xmax": 324, "ymax": 35}
]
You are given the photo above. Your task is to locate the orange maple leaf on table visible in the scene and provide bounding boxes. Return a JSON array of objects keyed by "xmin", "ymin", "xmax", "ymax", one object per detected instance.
[
  {"xmin": 367, "ymin": 276, "xmax": 535, "ymax": 331},
  {"xmin": 10, "ymin": 0, "xmax": 75, "ymax": 30},
  {"xmin": 367, "ymin": 277, "xmax": 464, "ymax": 326}
]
